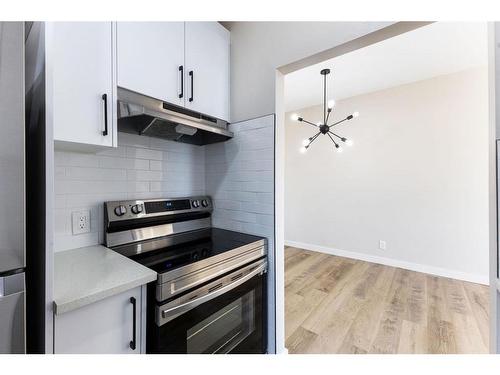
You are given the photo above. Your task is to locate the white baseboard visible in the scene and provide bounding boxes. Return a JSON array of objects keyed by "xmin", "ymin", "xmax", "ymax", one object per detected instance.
[{"xmin": 284, "ymin": 240, "xmax": 489, "ymax": 285}]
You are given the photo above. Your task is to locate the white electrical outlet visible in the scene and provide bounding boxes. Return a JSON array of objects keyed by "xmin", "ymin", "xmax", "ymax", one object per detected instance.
[
  {"xmin": 72, "ymin": 210, "xmax": 90, "ymax": 235},
  {"xmin": 379, "ymin": 240, "xmax": 386, "ymax": 250}
]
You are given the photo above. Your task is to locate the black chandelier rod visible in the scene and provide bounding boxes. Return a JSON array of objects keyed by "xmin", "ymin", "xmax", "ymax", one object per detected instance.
[
  {"xmin": 329, "ymin": 131, "xmax": 344, "ymax": 141},
  {"xmin": 323, "ymin": 73, "xmax": 327, "ymax": 125},
  {"xmin": 326, "ymin": 132, "xmax": 339, "ymax": 148},
  {"xmin": 309, "ymin": 132, "xmax": 321, "ymax": 146},
  {"xmin": 300, "ymin": 118, "xmax": 320, "ymax": 128},
  {"xmin": 329, "ymin": 116, "xmax": 350, "ymax": 128},
  {"xmin": 325, "ymin": 107, "xmax": 332, "ymax": 125},
  {"xmin": 308, "ymin": 132, "xmax": 321, "ymax": 146}
]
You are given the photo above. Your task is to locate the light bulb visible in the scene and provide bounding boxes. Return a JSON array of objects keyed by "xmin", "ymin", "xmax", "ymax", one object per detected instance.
[
  {"xmin": 336, "ymin": 146, "xmax": 343, "ymax": 153},
  {"xmin": 346, "ymin": 139, "xmax": 353, "ymax": 146},
  {"xmin": 291, "ymin": 113, "xmax": 299, "ymax": 121},
  {"xmin": 353, "ymin": 111, "xmax": 359, "ymax": 118},
  {"xmin": 328, "ymin": 99, "xmax": 336, "ymax": 109},
  {"xmin": 300, "ymin": 146, "xmax": 307, "ymax": 153},
  {"xmin": 302, "ymin": 139, "xmax": 310, "ymax": 146}
]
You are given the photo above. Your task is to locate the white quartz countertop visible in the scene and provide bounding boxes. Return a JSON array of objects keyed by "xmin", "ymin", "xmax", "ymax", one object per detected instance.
[{"xmin": 54, "ymin": 245, "xmax": 157, "ymax": 315}]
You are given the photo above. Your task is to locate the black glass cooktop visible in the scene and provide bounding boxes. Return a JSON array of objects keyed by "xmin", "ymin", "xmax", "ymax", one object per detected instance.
[{"xmin": 130, "ymin": 228, "xmax": 266, "ymax": 274}]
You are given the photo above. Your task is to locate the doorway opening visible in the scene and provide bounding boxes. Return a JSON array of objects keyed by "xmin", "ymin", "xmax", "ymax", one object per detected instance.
[{"xmin": 279, "ymin": 22, "xmax": 490, "ymax": 354}]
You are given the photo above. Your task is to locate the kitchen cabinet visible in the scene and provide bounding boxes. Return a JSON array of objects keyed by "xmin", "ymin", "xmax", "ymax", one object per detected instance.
[
  {"xmin": 116, "ymin": 22, "xmax": 230, "ymax": 121},
  {"xmin": 185, "ymin": 22, "xmax": 230, "ymax": 122},
  {"xmin": 117, "ymin": 22, "xmax": 185, "ymax": 107},
  {"xmin": 54, "ymin": 287, "xmax": 145, "ymax": 354},
  {"xmin": 48, "ymin": 22, "xmax": 117, "ymax": 151}
]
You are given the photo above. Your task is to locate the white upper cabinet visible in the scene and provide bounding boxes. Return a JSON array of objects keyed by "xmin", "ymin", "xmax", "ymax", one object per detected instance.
[
  {"xmin": 48, "ymin": 22, "xmax": 116, "ymax": 150},
  {"xmin": 117, "ymin": 22, "xmax": 230, "ymax": 122},
  {"xmin": 117, "ymin": 22, "xmax": 185, "ymax": 107},
  {"xmin": 185, "ymin": 22, "xmax": 230, "ymax": 121}
]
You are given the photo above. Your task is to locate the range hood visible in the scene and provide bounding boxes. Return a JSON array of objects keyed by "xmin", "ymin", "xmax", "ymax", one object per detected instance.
[{"xmin": 117, "ymin": 87, "xmax": 233, "ymax": 146}]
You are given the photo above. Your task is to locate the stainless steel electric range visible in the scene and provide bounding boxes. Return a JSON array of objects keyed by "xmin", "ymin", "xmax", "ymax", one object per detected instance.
[{"xmin": 104, "ymin": 196, "xmax": 267, "ymax": 354}]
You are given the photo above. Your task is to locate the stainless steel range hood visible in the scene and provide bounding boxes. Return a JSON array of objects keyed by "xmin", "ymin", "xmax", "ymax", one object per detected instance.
[{"xmin": 117, "ymin": 87, "xmax": 233, "ymax": 146}]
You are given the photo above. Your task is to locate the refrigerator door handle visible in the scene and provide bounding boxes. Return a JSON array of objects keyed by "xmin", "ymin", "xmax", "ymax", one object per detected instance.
[{"xmin": 0, "ymin": 272, "xmax": 25, "ymax": 298}]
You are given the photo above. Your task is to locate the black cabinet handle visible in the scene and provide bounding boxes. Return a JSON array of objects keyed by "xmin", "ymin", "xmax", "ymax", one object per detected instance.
[
  {"xmin": 178, "ymin": 65, "xmax": 184, "ymax": 99},
  {"xmin": 189, "ymin": 70, "xmax": 194, "ymax": 102},
  {"xmin": 102, "ymin": 93, "xmax": 108, "ymax": 136},
  {"xmin": 129, "ymin": 297, "xmax": 136, "ymax": 350}
]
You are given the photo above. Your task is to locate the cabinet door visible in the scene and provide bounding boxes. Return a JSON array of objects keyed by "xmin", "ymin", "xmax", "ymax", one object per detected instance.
[
  {"xmin": 185, "ymin": 22, "xmax": 230, "ymax": 121},
  {"xmin": 54, "ymin": 287, "xmax": 142, "ymax": 354},
  {"xmin": 49, "ymin": 22, "xmax": 115, "ymax": 148},
  {"xmin": 117, "ymin": 22, "xmax": 184, "ymax": 106}
]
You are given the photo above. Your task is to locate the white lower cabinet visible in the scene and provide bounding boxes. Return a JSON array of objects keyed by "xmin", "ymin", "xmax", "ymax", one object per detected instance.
[{"xmin": 54, "ymin": 287, "xmax": 145, "ymax": 354}]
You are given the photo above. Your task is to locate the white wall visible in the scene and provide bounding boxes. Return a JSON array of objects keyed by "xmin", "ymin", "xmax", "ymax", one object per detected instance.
[
  {"xmin": 54, "ymin": 132, "xmax": 205, "ymax": 252},
  {"xmin": 226, "ymin": 22, "xmax": 393, "ymax": 122},
  {"xmin": 285, "ymin": 68, "xmax": 489, "ymax": 283}
]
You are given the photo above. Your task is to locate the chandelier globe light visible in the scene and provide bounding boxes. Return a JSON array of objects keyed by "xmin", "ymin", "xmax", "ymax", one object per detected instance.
[{"xmin": 291, "ymin": 68, "xmax": 359, "ymax": 154}]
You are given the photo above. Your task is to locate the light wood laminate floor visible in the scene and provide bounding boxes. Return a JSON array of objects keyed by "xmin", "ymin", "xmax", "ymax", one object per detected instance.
[{"xmin": 285, "ymin": 247, "xmax": 489, "ymax": 354}]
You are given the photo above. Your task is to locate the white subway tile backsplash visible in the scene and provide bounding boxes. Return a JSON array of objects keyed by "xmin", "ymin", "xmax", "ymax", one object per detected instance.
[
  {"xmin": 65, "ymin": 192, "xmax": 128, "ymax": 208},
  {"xmin": 214, "ymin": 200, "xmax": 242, "ymax": 211},
  {"xmin": 149, "ymin": 160, "xmax": 162, "ymax": 171},
  {"xmin": 98, "ymin": 156, "xmax": 150, "ymax": 170},
  {"xmin": 126, "ymin": 146, "xmax": 163, "ymax": 160},
  {"xmin": 127, "ymin": 169, "xmax": 163, "ymax": 181},
  {"xmin": 126, "ymin": 181, "xmax": 151, "ymax": 193},
  {"xmin": 255, "ymin": 214, "xmax": 274, "ymax": 226},
  {"xmin": 239, "ymin": 159, "xmax": 273, "ymax": 171},
  {"xmin": 256, "ymin": 192, "xmax": 274, "ymax": 205},
  {"xmin": 96, "ymin": 145, "xmax": 127, "ymax": 158},
  {"xmin": 54, "ymin": 132, "xmax": 206, "ymax": 252},
  {"xmin": 54, "ymin": 115, "xmax": 275, "ymax": 255},
  {"xmin": 65, "ymin": 167, "xmax": 127, "ymax": 181},
  {"xmin": 55, "ymin": 180, "xmax": 126, "ymax": 195},
  {"xmin": 118, "ymin": 132, "xmax": 151, "ymax": 148},
  {"xmin": 240, "ymin": 202, "xmax": 273, "ymax": 215},
  {"xmin": 56, "ymin": 232, "xmax": 99, "ymax": 252},
  {"xmin": 206, "ymin": 114, "xmax": 275, "ymax": 250},
  {"xmin": 55, "ymin": 151, "xmax": 99, "ymax": 168}
]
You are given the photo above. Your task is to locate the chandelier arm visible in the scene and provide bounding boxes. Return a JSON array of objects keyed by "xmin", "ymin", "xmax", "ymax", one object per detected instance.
[
  {"xmin": 301, "ymin": 118, "xmax": 320, "ymax": 128},
  {"xmin": 325, "ymin": 109, "xmax": 331, "ymax": 125},
  {"xmin": 328, "ymin": 117, "xmax": 349, "ymax": 128},
  {"xmin": 329, "ymin": 131, "xmax": 344, "ymax": 141},
  {"xmin": 308, "ymin": 131, "xmax": 322, "ymax": 146},
  {"xmin": 326, "ymin": 132, "xmax": 339, "ymax": 148}
]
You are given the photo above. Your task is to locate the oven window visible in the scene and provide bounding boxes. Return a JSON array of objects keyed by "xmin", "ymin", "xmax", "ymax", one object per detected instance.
[{"xmin": 186, "ymin": 290, "xmax": 255, "ymax": 354}]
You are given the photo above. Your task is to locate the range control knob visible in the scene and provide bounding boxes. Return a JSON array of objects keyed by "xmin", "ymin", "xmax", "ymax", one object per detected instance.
[
  {"xmin": 192, "ymin": 200, "xmax": 200, "ymax": 208},
  {"xmin": 201, "ymin": 199, "xmax": 209, "ymax": 207},
  {"xmin": 131, "ymin": 204, "xmax": 143, "ymax": 215},
  {"xmin": 114, "ymin": 205, "xmax": 127, "ymax": 217}
]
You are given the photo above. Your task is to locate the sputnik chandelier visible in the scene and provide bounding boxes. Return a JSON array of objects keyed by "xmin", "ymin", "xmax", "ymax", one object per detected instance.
[{"xmin": 291, "ymin": 68, "xmax": 359, "ymax": 153}]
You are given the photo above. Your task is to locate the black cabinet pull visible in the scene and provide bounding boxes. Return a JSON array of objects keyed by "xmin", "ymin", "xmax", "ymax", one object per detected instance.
[
  {"xmin": 189, "ymin": 70, "xmax": 194, "ymax": 102},
  {"xmin": 129, "ymin": 297, "xmax": 136, "ymax": 350},
  {"xmin": 102, "ymin": 93, "xmax": 108, "ymax": 136},
  {"xmin": 178, "ymin": 65, "xmax": 184, "ymax": 99}
]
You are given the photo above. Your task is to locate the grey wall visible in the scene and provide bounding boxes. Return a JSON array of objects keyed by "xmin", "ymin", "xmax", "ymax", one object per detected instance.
[
  {"xmin": 205, "ymin": 114, "xmax": 275, "ymax": 352},
  {"xmin": 226, "ymin": 22, "xmax": 393, "ymax": 122}
]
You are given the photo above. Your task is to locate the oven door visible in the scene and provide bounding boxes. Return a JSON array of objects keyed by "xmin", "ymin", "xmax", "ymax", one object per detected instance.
[{"xmin": 148, "ymin": 259, "xmax": 267, "ymax": 354}]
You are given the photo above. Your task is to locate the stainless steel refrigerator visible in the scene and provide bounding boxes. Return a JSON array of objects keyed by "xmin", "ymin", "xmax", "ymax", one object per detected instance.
[{"xmin": 0, "ymin": 21, "xmax": 26, "ymax": 354}]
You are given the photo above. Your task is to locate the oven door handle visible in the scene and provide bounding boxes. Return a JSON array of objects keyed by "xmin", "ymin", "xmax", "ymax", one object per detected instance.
[{"xmin": 161, "ymin": 261, "xmax": 266, "ymax": 323}]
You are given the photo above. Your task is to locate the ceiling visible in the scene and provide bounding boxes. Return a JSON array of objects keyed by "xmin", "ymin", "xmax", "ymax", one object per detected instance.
[{"xmin": 284, "ymin": 22, "xmax": 488, "ymax": 112}]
